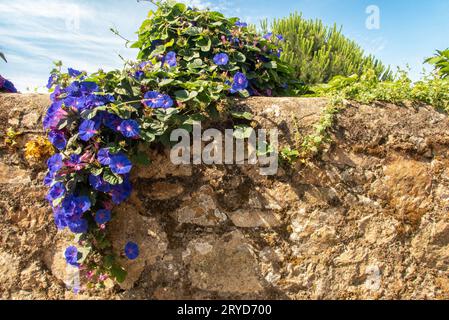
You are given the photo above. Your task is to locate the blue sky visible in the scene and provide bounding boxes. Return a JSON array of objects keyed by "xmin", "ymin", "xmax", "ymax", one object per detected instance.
[{"xmin": 1, "ymin": 0, "xmax": 448, "ymax": 91}]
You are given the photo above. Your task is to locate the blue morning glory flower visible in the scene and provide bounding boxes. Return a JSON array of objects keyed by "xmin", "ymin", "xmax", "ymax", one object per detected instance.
[
  {"xmin": 119, "ymin": 119, "xmax": 140, "ymax": 138},
  {"xmin": 79, "ymin": 119, "xmax": 100, "ymax": 141},
  {"xmin": 109, "ymin": 153, "xmax": 132, "ymax": 175},
  {"xmin": 68, "ymin": 68, "xmax": 82, "ymax": 78},
  {"xmin": 276, "ymin": 34, "xmax": 284, "ymax": 41},
  {"xmin": 103, "ymin": 113, "xmax": 122, "ymax": 132},
  {"xmin": 44, "ymin": 172, "xmax": 54, "ymax": 186},
  {"xmin": 50, "ymin": 85, "xmax": 65, "ymax": 102},
  {"xmin": 235, "ymin": 20, "xmax": 248, "ymax": 28},
  {"xmin": 64, "ymin": 246, "xmax": 79, "ymax": 266},
  {"xmin": 163, "ymin": 51, "xmax": 177, "ymax": 68},
  {"xmin": 276, "ymin": 48, "xmax": 283, "ymax": 58},
  {"xmin": 80, "ymin": 82, "xmax": 99, "ymax": 95},
  {"xmin": 97, "ymin": 148, "xmax": 111, "ymax": 165},
  {"xmin": 95, "ymin": 209, "xmax": 111, "ymax": 225},
  {"xmin": 62, "ymin": 195, "xmax": 91, "ymax": 219},
  {"xmin": 0, "ymin": 75, "xmax": 17, "ymax": 93},
  {"xmin": 230, "ymin": 72, "xmax": 248, "ymax": 93},
  {"xmin": 213, "ymin": 53, "xmax": 229, "ymax": 66},
  {"xmin": 134, "ymin": 70, "xmax": 145, "ymax": 80},
  {"xmin": 110, "ymin": 180, "xmax": 132, "ymax": 205},
  {"xmin": 66, "ymin": 81, "xmax": 82, "ymax": 97},
  {"xmin": 54, "ymin": 209, "xmax": 68, "ymax": 230},
  {"xmin": 43, "ymin": 101, "xmax": 67, "ymax": 130},
  {"xmin": 47, "ymin": 153, "xmax": 63, "ymax": 174},
  {"xmin": 48, "ymin": 130, "xmax": 67, "ymax": 150},
  {"xmin": 47, "ymin": 74, "xmax": 58, "ymax": 89},
  {"xmin": 143, "ymin": 91, "xmax": 174, "ymax": 109},
  {"xmin": 124, "ymin": 242, "xmax": 139, "ymax": 260},
  {"xmin": 263, "ymin": 32, "xmax": 273, "ymax": 40},
  {"xmin": 230, "ymin": 37, "xmax": 240, "ymax": 45},
  {"xmin": 68, "ymin": 218, "xmax": 88, "ymax": 234},
  {"xmin": 89, "ymin": 174, "xmax": 111, "ymax": 193},
  {"xmin": 73, "ymin": 196, "xmax": 91, "ymax": 216},
  {"xmin": 47, "ymin": 182, "xmax": 66, "ymax": 202}
]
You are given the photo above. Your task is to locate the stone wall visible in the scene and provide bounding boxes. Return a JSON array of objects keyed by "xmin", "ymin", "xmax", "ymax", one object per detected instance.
[{"xmin": 1, "ymin": 93, "xmax": 449, "ymax": 300}]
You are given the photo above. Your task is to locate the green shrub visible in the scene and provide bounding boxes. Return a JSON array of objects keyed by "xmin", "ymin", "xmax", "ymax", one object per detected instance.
[
  {"xmin": 312, "ymin": 68, "xmax": 449, "ymax": 112},
  {"xmin": 264, "ymin": 12, "xmax": 392, "ymax": 84},
  {"xmin": 425, "ymin": 49, "xmax": 449, "ymax": 79}
]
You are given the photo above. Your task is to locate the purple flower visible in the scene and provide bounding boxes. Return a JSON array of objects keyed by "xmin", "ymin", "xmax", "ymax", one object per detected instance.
[
  {"xmin": 65, "ymin": 246, "xmax": 79, "ymax": 266},
  {"xmin": 48, "ymin": 130, "xmax": 67, "ymax": 150},
  {"xmin": 230, "ymin": 72, "xmax": 248, "ymax": 93},
  {"xmin": 80, "ymin": 82, "xmax": 99, "ymax": 95},
  {"xmin": 0, "ymin": 77, "xmax": 18, "ymax": 93},
  {"xmin": 235, "ymin": 20, "xmax": 248, "ymax": 28},
  {"xmin": 79, "ymin": 119, "xmax": 100, "ymax": 141},
  {"xmin": 97, "ymin": 148, "xmax": 111, "ymax": 165},
  {"xmin": 276, "ymin": 48, "xmax": 283, "ymax": 58},
  {"xmin": 103, "ymin": 113, "xmax": 122, "ymax": 132},
  {"xmin": 163, "ymin": 51, "xmax": 177, "ymax": 68},
  {"xmin": 119, "ymin": 120, "xmax": 140, "ymax": 138},
  {"xmin": 47, "ymin": 74, "xmax": 58, "ymax": 89},
  {"xmin": 230, "ymin": 37, "xmax": 240, "ymax": 45},
  {"xmin": 43, "ymin": 101, "xmax": 68, "ymax": 130},
  {"xmin": 276, "ymin": 34, "xmax": 284, "ymax": 41},
  {"xmin": 143, "ymin": 91, "xmax": 174, "ymax": 109},
  {"xmin": 61, "ymin": 195, "xmax": 91, "ymax": 219},
  {"xmin": 47, "ymin": 182, "xmax": 66, "ymax": 202},
  {"xmin": 54, "ymin": 209, "xmax": 68, "ymax": 229},
  {"xmin": 68, "ymin": 68, "xmax": 82, "ymax": 78},
  {"xmin": 66, "ymin": 81, "xmax": 82, "ymax": 97},
  {"xmin": 95, "ymin": 209, "xmax": 111, "ymax": 225},
  {"xmin": 263, "ymin": 32, "xmax": 273, "ymax": 40},
  {"xmin": 109, "ymin": 153, "xmax": 132, "ymax": 175},
  {"xmin": 50, "ymin": 86, "xmax": 65, "ymax": 102},
  {"xmin": 68, "ymin": 218, "xmax": 88, "ymax": 234},
  {"xmin": 110, "ymin": 180, "xmax": 132, "ymax": 205},
  {"xmin": 134, "ymin": 70, "xmax": 144, "ymax": 80},
  {"xmin": 47, "ymin": 153, "xmax": 63, "ymax": 174},
  {"xmin": 44, "ymin": 172, "xmax": 54, "ymax": 186},
  {"xmin": 124, "ymin": 242, "xmax": 139, "ymax": 260},
  {"xmin": 213, "ymin": 53, "xmax": 229, "ymax": 66},
  {"xmin": 89, "ymin": 174, "xmax": 111, "ymax": 193},
  {"xmin": 138, "ymin": 61, "xmax": 152, "ymax": 69}
]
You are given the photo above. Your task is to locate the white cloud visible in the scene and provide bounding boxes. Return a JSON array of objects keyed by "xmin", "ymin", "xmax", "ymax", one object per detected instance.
[{"xmin": 0, "ymin": 0, "xmax": 136, "ymax": 91}]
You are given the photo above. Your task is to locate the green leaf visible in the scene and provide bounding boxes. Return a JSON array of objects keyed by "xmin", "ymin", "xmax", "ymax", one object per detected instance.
[
  {"xmin": 198, "ymin": 38, "xmax": 211, "ymax": 52},
  {"xmin": 77, "ymin": 246, "xmax": 92, "ymax": 264},
  {"xmin": 231, "ymin": 111, "xmax": 253, "ymax": 120},
  {"xmin": 174, "ymin": 89, "xmax": 198, "ymax": 102},
  {"xmin": 90, "ymin": 166, "xmax": 103, "ymax": 177},
  {"xmin": 183, "ymin": 113, "xmax": 206, "ymax": 125},
  {"xmin": 110, "ymin": 264, "xmax": 127, "ymax": 283},
  {"xmin": 103, "ymin": 170, "xmax": 124, "ymax": 185},
  {"xmin": 184, "ymin": 26, "xmax": 202, "ymax": 36},
  {"xmin": 141, "ymin": 130, "xmax": 156, "ymax": 143},
  {"xmin": 234, "ymin": 52, "xmax": 247, "ymax": 63},
  {"xmin": 233, "ymin": 125, "xmax": 254, "ymax": 139},
  {"xmin": 159, "ymin": 78, "xmax": 175, "ymax": 87},
  {"xmin": 264, "ymin": 61, "xmax": 278, "ymax": 69}
]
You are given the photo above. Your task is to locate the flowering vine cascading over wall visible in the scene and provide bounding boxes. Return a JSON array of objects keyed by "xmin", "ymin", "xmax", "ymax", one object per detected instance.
[{"xmin": 42, "ymin": 1, "xmax": 304, "ymax": 287}]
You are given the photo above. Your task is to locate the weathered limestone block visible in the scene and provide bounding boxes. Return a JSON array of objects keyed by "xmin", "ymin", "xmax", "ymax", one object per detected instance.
[{"xmin": 183, "ymin": 231, "xmax": 263, "ymax": 294}]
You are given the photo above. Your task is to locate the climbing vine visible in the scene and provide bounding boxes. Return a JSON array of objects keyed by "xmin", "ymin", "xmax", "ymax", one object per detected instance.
[{"xmin": 43, "ymin": 1, "xmax": 304, "ymax": 287}]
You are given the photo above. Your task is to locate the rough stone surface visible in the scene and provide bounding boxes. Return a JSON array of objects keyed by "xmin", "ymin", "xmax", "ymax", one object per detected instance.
[{"xmin": 1, "ymin": 93, "xmax": 449, "ymax": 300}]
